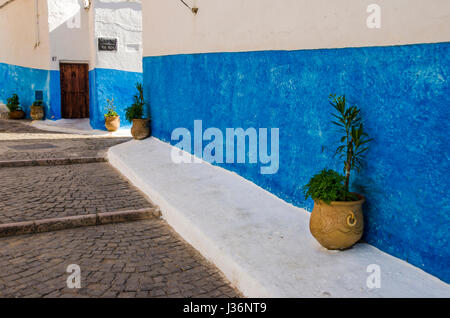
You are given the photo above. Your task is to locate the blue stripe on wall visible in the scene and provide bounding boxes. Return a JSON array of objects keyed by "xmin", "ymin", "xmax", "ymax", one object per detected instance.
[
  {"xmin": 143, "ymin": 42, "xmax": 450, "ymax": 283},
  {"xmin": 89, "ymin": 68, "xmax": 143, "ymax": 130},
  {"xmin": 0, "ymin": 65, "xmax": 143, "ymax": 127},
  {"xmin": 48, "ymin": 70, "xmax": 62, "ymax": 120},
  {"xmin": 0, "ymin": 63, "xmax": 50, "ymax": 118}
]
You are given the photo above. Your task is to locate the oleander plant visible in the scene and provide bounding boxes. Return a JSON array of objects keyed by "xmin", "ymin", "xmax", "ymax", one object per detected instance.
[
  {"xmin": 303, "ymin": 94, "xmax": 372, "ymax": 250},
  {"xmin": 126, "ymin": 83, "xmax": 151, "ymax": 140}
]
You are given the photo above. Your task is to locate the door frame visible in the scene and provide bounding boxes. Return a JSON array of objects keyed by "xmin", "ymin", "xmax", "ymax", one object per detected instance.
[{"xmin": 59, "ymin": 61, "xmax": 90, "ymax": 119}]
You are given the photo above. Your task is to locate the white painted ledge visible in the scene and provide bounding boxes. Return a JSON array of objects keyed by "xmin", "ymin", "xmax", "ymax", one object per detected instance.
[
  {"xmin": 108, "ymin": 138, "xmax": 450, "ymax": 298},
  {"xmin": 29, "ymin": 119, "xmax": 132, "ymax": 137}
]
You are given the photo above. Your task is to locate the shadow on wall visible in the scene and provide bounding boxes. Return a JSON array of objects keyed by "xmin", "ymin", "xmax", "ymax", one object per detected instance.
[
  {"xmin": 0, "ymin": 2, "xmax": 85, "ymax": 121},
  {"xmin": 1, "ymin": 0, "xmax": 143, "ymax": 127},
  {"xmin": 47, "ymin": 0, "xmax": 143, "ymax": 129},
  {"xmin": 143, "ymin": 42, "xmax": 450, "ymax": 283},
  {"xmin": 47, "ymin": 0, "xmax": 89, "ymax": 121}
]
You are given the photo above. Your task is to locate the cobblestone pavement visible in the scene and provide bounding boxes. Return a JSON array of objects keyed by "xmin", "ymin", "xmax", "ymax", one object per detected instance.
[
  {"xmin": 0, "ymin": 220, "xmax": 241, "ymax": 298},
  {"xmin": 0, "ymin": 119, "xmax": 130, "ymax": 161},
  {"xmin": 0, "ymin": 163, "xmax": 152, "ymax": 224},
  {"xmin": 0, "ymin": 119, "xmax": 240, "ymax": 298}
]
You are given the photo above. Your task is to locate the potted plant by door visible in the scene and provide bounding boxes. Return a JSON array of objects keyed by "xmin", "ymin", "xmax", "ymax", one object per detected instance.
[
  {"xmin": 30, "ymin": 100, "xmax": 45, "ymax": 120},
  {"xmin": 104, "ymin": 98, "xmax": 120, "ymax": 132},
  {"xmin": 6, "ymin": 94, "xmax": 25, "ymax": 119},
  {"xmin": 303, "ymin": 94, "xmax": 373, "ymax": 250},
  {"xmin": 125, "ymin": 83, "xmax": 150, "ymax": 140}
]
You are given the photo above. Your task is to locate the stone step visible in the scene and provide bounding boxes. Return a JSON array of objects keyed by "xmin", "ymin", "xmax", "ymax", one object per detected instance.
[
  {"xmin": 0, "ymin": 207, "xmax": 161, "ymax": 238},
  {"xmin": 0, "ymin": 156, "xmax": 106, "ymax": 167}
]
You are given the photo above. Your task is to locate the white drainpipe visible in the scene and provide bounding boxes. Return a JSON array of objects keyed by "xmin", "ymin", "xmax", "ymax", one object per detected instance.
[{"xmin": 34, "ymin": 0, "xmax": 40, "ymax": 48}]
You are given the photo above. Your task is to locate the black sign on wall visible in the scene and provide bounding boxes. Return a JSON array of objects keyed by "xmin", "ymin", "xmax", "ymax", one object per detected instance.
[{"xmin": 98, "ymin": 38, "xmax": 118, "ymax": 52}]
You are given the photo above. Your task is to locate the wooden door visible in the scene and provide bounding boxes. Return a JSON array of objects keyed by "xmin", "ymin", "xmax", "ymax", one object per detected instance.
[{"xmin": 60, "ymin": 63, "xmax": 89, "ymax": 118}]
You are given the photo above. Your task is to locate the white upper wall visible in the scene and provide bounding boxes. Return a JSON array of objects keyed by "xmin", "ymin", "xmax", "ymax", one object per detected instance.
[
  {"xmin": 93, "ymin": 0, "xmax": 142, "ymax": 72},
  {"xmin": 0, "ymin": 0, "xmax": 50, "ymax": 69},
  {"xmin": 48, "ymin": 0, "xmax": 142, "ymax": 72},
  {"xmin": 142, "ymin": 0, "xmax": 450, "ymax": 57},
  {"xmin": 0, "ymin": 0, "xmax": 143, "ymax": 72},
  {"xmin": 47, "ymin": 0, "xmax": 91, "ymax": 71}
]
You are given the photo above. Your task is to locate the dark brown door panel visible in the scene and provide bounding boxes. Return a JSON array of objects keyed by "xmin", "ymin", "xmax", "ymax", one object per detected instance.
[{"xmin": 60, "ymin": 63, "xmax": 90, "ymax": 119}]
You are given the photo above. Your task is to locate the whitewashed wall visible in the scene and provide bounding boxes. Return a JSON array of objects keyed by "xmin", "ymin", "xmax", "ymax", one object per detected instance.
[
  {"xmin": 47, "ymin": 0, "xmax": 91, "ymax": 70},
  {"xmin": 47, "ymin": 0, "xmax": 142, "ymax": 72},
  {"xmin": 142, "ymin": 0, "xmax": 450, "ymax": 56},
  {"xmin": 92, "ymin": 0, "xmax": 142, "ymax": 72},
  {"xmin": 0, "ymin": 0, "xmax": 50, "ymax": 69}
]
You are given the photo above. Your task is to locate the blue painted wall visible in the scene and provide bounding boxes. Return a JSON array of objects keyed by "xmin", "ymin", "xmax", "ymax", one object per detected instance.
[
  {"xmin": 0, "ymin": 65, "xmax": 142, "ymax": 128},
  {"xmin": 48, "ymin": 70, "xmax": 62, "ymax": 120},
  {"xmin": 143, "ymin": 42, "xmax": 450, "ymax": 283},
  {"xmin": 0, "ymin": 63, "xmax": 50, "ymax": 117},
  {"xmin": 89, "ymin": 68, "xmax": 143, "ymax": 130}
]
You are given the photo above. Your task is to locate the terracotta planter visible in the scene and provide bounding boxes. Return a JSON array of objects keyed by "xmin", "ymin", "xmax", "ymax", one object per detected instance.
[
  {"xmin": 131, "ymin": 118, "xmax": 150, "ymax": 140},
  {"xmin": 309, "ymin": 193, "xmax": 365, "ymax": 250},
  {"xmin": 30, "ymin": 106, "xmax": 44, "ymax": 120},
  {"xmin": 8, "ymin": 110, "xmax": 25, "ymax": 120},
  {"xmin": 105, "ymin": 116, "xmax": 120, "ymax": 132}
]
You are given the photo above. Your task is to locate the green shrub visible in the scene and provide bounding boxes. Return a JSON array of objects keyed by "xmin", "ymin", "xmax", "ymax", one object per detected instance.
[
  {"xmin": 32, "ymin": 100, "xmax": 43, "ymax": 107},
  {"xmin": 104, "ymin": 98, "xmax": 118, "ymax": 118},
  {"xmin": 6, "ymin": 94, "xmax": 21, "ymax": 112},
  {"xmin": 125, "ymin": 83, "xmax": 147, "ymax": 123},
  {"xmin": 303, "ymin": 94, "xmax": 373, "ymax": 204},
  {"xmin": 303, "ymin": 169, "xmax": 351, "ymax": 204}
]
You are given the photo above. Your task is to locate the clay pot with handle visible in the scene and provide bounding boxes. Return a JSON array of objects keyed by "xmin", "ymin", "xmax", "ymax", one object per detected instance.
[{"xmin": 309, "ymin": 193, "xmax": 365, "ymax": 250}]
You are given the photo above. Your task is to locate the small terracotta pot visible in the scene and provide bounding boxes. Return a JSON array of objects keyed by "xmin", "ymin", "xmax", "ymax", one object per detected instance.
[
  {"xmin": 8, "ymin": 110, "xmax": 25, "ymax": 120},
  {"xmin": 309, "ymin": 193, "xmax": 365, "ymax": 250},
  {"xmin": 105, "ymin": 116, "xmax": 120, "ymax": 132},
  {"xmin": 131, "ymin": 118, "xmax": 150, "ymax": 140},
  {"xmin": 30, "ymin": 106, "xmax": 44, "ymax": 120}
]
